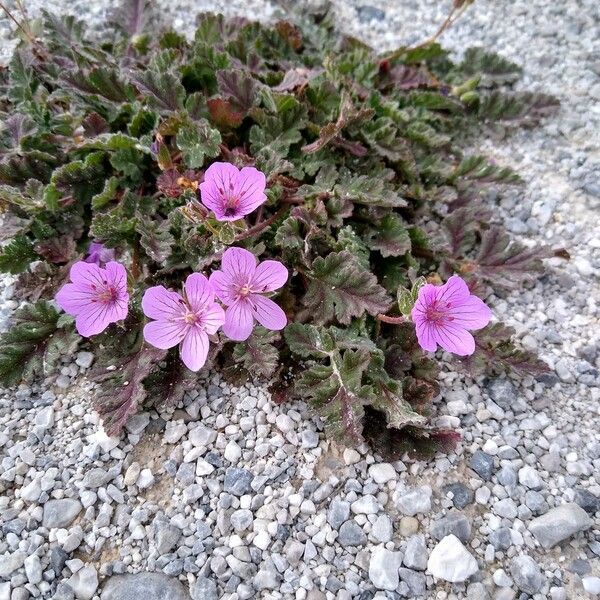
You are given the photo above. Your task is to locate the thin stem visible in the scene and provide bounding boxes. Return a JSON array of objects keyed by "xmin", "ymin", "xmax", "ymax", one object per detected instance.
[
  {"xmin": 234, "ymin": 208, "xmax": 286, "ymax": 242},
  {"xmin": 0, "ymin": 0, "xmax": 34, "ymax": 43},
  {"xmin": 377, "ymin": 314, "xmax": 408, "ymax": 325},
  {"xmin": 381, "ymin": 2, "xmax": 469, "ymax": 62}
]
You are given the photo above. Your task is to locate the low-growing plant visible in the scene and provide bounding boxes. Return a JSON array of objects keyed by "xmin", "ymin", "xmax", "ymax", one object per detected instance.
[{"xmin": 0, "ymin": 2, "xmax": 562, "ymax": 457}]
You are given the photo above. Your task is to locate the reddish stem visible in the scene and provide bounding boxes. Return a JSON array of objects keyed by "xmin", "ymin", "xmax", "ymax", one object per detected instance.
[
  {"xmin": 377, "ymin": 314, "xmax": 408, "ymax": 325},
  {"xmin": 234, "ymin": 208, "xmax": 286, "ymax": 242}
]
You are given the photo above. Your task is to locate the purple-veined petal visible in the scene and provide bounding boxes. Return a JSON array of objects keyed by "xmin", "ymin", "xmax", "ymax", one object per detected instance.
[
  {"xmin": 55, "ymin": 283, "xmax": 95, "ymax": 315},
  {"xmin": 209, "ymin": 270, "xmax": 237, "ymax": 305},
  {"xmin": 199, "ymin": 162, "xmax": 240, "ymax": 216},
  {"xmin": 184, "ymin": 272, "xmax": 214, "ymax": 313},
  {"xmin": 104, "ymin": 261, "xmax": 127, "ymax": 294},
  {"xmin": 415, "ymin": 319, "xmax": 438, "ymax": 353},
  {"xmin": 75, "ymin": 303, "xmax": 115, "ymax": 337},
  {"xmin": 432, "ymin": 322, "xmax": 476, "ymax": 356},
  {"xmin": 250, "ymin": 295, "xmax": 287, "ymax": 331},
  {"xmin": 446, "ymin": 295, "xmax": 492, "ymax": 330},
  {"xmin": 143, "ymin": 320, "xmax": 187, "ymax": 349},
  {"xmin": 234, "ymin": 166, "xmax": 267, "ymax": 215},
  {"xmin": 222, "ymin": 300, "xmax": 254, "ymax": 341},
  {"xmin": 200, "ymin": 303, "xmax": 226, "ymax": 335},
  {"xmin": 142, "ymin": 286, "xmax": 186, "ymax": 320},
  {"xmin": 180, "ymin": 328, "xmax": 209, "ymax": 371},
  {"xmin": 69, "ymin": 261, "xmax": 107, "ymax": 289},
  {"xmin": 221, "ymin": 246, "xmax": 257, "ymax": 283},
  {"xmin": 435, "ymin": 274, "xmax": 471, "ymax": 305},
  {"xmin": 251, "ymin": 260, "xmax": 288, "ymax": 293}
]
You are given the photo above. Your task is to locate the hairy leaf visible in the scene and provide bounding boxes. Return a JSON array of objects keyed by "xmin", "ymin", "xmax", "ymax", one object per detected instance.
[
  {"xmin": 363, "ymin": 213, "xmax": 411, "ymax": 257},
  {"xmin": 455, "ymin": 323, "xmax": 550, "ymax": 377},
  {"xmin": 304, "ymin": 251, "xmax": 391, "ymax": 324},
  {"xmin": 232, "ymin": 327, "xmax": 280, "ymax": 378},
  {"xmin": 0, "ymin": 301, "xmax": 61, "ymax": 385},
  {"xmin": 90, "ymin": 345, "xmax": 166, "ymax": 435},
  {"xmin": 0, "ymin": 236, "xmax": 38, "ymax": 274},
  {"xmin": 176, "ymin": 119, "xmax": 222, "ymax": 168}
]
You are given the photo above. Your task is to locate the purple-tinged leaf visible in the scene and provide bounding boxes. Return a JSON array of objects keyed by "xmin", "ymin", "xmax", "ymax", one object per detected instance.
[{"xmin": 303, "ymin": 251, "xmax": 391, "ymax": 325}]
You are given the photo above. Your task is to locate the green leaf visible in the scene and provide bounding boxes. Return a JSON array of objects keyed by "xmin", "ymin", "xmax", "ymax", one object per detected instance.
[
  {"xmin": 51, "ymin": 151, "xmax": 106, "ymax": 204},
  {"xmin": 473, "ymin": 226, "xmax": 550, "ymax": 289},
  {"xmin": 136, "ymin": 215, "xmax": 174, "ymax": 264},
  {"xmin": 216, "ymin": 69, "xmax": 259, "ymax": 113},
  {"xmin": 90, "ymin": 345, "xmax": 166, "ymax": 435},
  {"xmin": 130, "ymin": 69, "xmax": 186, "ymax": 111},
  {"xmin": 304, "ymin": 251, "xmax": 391, "ymax": 324},
  {"xmin": 459, "ymin": 47, "xmax": 522, "ymax": 87},
  {"xmin": 451, "ymin": 155, "xmax": 522, "ymax": 184},
  {"xmin": 285, "ymin": 323, "xmax": 334, "ymax": 358},
  {"xmin": 232, "ymin": 327, "xmax": 280, "ymax": 378},
  {"xmin": 334, "ymin": 168, "xmax": 407, "ymax": 208},
  {"xmin": 144, "ymin": 350, "xmax": 198, "ymax": 407},
  {"xmin": 296, "ymin": 348, "xmax": 372, "ymax": 443},
  {"xmin": 176, "ymin": 119, "xmax": 222, "ymax": 168},
  {"xmin": 363, "ymin": 213, "xmax": 411, "ymax": 257},
  {"xmin": 0, "ymin": 236, "xmax": 38, "ymax": 274},
  {"xmin": 456, "ymin": 323, "xmax": 549, "ymax": 377},
  {"xmin": 477, "ymin": 91, "xmax": 559, "ymax": 125},
  {"xmin": 0, "ymin": 301, "xmax": 61, "ymax": 386},
  {"xmin": 302, "ymin": 91, "xmax": 373, "ymax": 154},
  {"xmin": 91, "ymin": 176, "xmax": 120, "ymax": 210},
  {"xmin": 360, "ymin": 117, "xmax": 413, "ymax": 162}
]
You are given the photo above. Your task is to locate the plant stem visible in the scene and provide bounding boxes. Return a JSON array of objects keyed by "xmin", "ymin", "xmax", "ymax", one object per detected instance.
[
  {"xmin": 234, "ymin": 208, "xmax": 286, "ymax": 242},
  {"xmin": 377, "ymin": 314, "xmax": 408, "ymax": 325},
  {"xmin": 0, "ymin": 0, "xmax": 34, "ymax": 43},
  {"xmin": 381, "ymin": 1, "xmax": 470, "ymax": 62}
]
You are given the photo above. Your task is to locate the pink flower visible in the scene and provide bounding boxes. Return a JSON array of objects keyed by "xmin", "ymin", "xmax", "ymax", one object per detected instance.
[
  {"xmin": 199, "ymin": 162, "xmax": 267, "ymax": 221},
  {"xmin": 142, "ymin": 274, "xmax": 225, "ymax": 371},
  {"xmin": 411, "ymin": 275, "xmax": 492, "ymax": 356},
  {"xmin": 209, "ymin": 247, "xmax": 288, "ymax": 341},
  {"xmin": 85, "ymin": 242, "xmax": 116, "ymax": 266},
  {"xmin": 55, "ymin": 261, "xmax": 129, "ymax": 337}
]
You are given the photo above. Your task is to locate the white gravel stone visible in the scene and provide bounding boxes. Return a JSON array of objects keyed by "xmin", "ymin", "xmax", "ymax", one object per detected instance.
[{"xmin": 427, "ymin": 535, "xmax": 478, "ymax": 583}]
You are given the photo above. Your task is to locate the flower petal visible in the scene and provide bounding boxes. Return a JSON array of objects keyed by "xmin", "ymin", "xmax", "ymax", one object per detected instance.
[
  {"xmin": 209, "ymin": 270, "xmax": 237, "ymax": 305},
  {"xmin": 221, "ymin": 246, "xmax": 257, "ymax": 283},
  {"xmin": 222, "ymin": 300, "xmax": 254, "ymax": 341},
  {"xmin": 436, "ymin": 274, "xmax": 471, "ymax": 305},
  {"xmin": 75, "ymin": 303, "xmax": 115, "ymax": 337},
  {"xmin": 199, "ymin": 162, "xmax": 240, "ymax": 215},
  {"xmin": 201, "ymin": 303, "xmax": 226, "ymax": 335},
  {"xmin": 55, "ymin": 283, "xmax": 94, "ymax": 316},
  {"xmin": 446, "ymin": 295, "xmax": 492, "ymax": 330},
  {"xmin": 250, "ymin": 295, "xmax": 287, "ymax": 331},
  {"xmin": 180, "ymin": 329, "xmax": 209, "ymax": 372},
  {"xmin": 234, "ymin": 166, "xmax": 267, "ymax": 215},
  {"xmin": 143, "ymin": 320, "xmax": 187, "ymax": 349},
  {"xmin": 415, "ymin": 319, "xmax": 438, "ymax": 353},
  {"xmin": 184, "ymin": 272, "xmax": 214, "ymax": 313},
  {"xmin": 432, "ymin": 322, "xmax": 475, "ymax": 356},
  {"xmin": 251, "ymin": 260, "xmax": 288, "ymax": 293},
  {"xmin": 142, "ymin": 286, "xmax": 185, "ymax": 320},
  {"xmin": 69, "ymin": 261, "xmax": 106, "ymax": 289},
  {"xmin": 104, "ymin": 261, "xmax": 127, "ymax": 294}
]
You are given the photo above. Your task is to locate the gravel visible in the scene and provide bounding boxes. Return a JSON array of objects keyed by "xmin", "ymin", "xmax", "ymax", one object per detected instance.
[{"xmin": 1, "ymin": 0, "xmax": 599, "ymax": 598}]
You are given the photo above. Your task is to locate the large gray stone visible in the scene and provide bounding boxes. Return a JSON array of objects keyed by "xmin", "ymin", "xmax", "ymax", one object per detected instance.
[
  {"xmin": 430, "ymin": 511, "xmax": 472, "ymax": 543},
  {"xmin": 528, "ymin": 503, "xmax": 592, "ymax": 548},
  {"xmin": 101, "ymin": 573, "xmax": 191, "ymax": 600},
  {"xmin": 42, "ymin": 499, "xmax": 82, "ymax": 528},
  {"xmin": 190, "ymin": 576, "xmax": 218, "ymax": 600},
  {"xmin": 510, "ymin": 555, "xmax": 544, "ymax": 594},
  {"xmin": 337, "ymin": 520, "xmax": 367, "ymax": 547}
]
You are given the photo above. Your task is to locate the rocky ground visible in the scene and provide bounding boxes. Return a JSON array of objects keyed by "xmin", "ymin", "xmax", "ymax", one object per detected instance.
[{"xmin": 0, "ymin": 1, "xmax": 599, "ymax": 599}]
